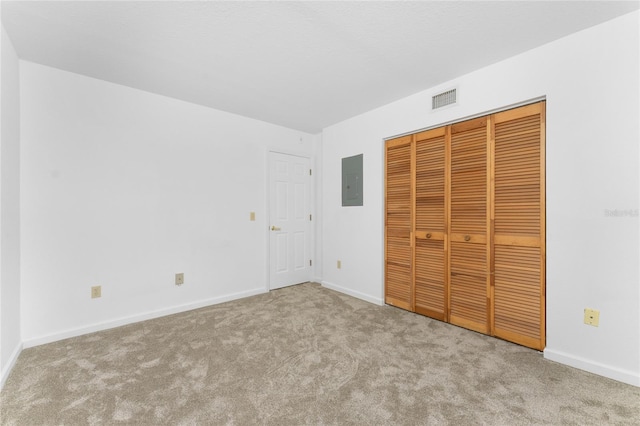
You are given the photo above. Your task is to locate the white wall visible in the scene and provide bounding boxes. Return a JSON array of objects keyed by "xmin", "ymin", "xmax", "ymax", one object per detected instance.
[
  {"xmin": 321, "ymin": 11, "xmax": 640, "ymax": 386},
  {"xmin": 20, "ymin": 61, "xmax": 316, "ymax": 345},
  {"xmin": 0, "ymin": 24, "xmax": 22, "ymax": 388}
]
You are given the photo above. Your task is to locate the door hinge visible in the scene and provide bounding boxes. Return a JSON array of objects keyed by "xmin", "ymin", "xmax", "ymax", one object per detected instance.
[
  {"xmin": 309, "ymin": 214, "xmax": 312, "ymax": 221},
  {"xmin": 309, "ymin": 169, "xmax": 312, "ymax": 176},
  {"xmin": 309, "ymin": 259, "xmax": 312, "ymax": 266}
]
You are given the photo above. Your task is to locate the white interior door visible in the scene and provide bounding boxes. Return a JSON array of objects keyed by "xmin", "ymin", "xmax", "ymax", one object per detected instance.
[{"xmin": 269, "ymin": 152, "xmax": 311, "ymax": 289}]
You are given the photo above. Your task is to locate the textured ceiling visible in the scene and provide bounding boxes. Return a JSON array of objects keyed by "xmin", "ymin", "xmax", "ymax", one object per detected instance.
[{"xmin": 2, "ymin": 1, "xmax": 639, "ymax": 133}]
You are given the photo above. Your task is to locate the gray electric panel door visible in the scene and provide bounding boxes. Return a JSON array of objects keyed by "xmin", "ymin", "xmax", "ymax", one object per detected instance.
[{"xmin": 342, "ymin": 154, "xmax": 363, "ymax": 206}]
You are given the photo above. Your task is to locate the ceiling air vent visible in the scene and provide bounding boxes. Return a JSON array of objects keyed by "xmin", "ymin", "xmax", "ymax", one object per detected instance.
[{"xmin": 432, "ymin": 88, "xmax": 457, "ymax": 110}]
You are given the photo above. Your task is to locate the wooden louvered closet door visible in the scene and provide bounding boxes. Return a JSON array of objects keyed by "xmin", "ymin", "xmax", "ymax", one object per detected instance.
[
  {"xmin": 492, "ymin": 103, "xmax": 545, "ymax": 350},
  {"xmin": 385, "ymin": 135, "xmax": 413, "ymax": 311},
  {"xmin": 413, "ymin": 128, "xmax": 447, "ymax": 320},
  {"xmin": 384, "ymin": 101, "xmax": 545, "ymax": 350},
  {"xmin": 448, "ymin": 117, "xmax": 490, "ymax": 334}
]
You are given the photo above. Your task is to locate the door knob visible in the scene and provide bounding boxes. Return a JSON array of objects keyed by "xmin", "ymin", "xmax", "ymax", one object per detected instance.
[
  {"xmin": 464, "ymin": 235, "xmax": 471, "ymax": 242},
  {"xmin": 271, "ymin": 226, "xmax": 281, "ymax": 231},
  {"xmin": 426, "ymin": 233, "xmax": 432, "ymax": 239}
]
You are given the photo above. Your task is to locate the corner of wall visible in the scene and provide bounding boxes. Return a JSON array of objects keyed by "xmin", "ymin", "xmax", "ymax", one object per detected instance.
[
  {"xmin": 0, "ymin": 22, "xmax": 22, "ymax": 393},
  {"xmin": 0, "ymin": 342, "xmax": 22, "ymax": 391}
]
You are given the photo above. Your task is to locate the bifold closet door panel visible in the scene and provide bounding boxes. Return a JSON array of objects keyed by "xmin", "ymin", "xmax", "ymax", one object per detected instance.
[
  {"xmin": 449, "ymin": 117, "xmax": 489, "ymax": 334},
  {"xmin": 493, "ymin": 102, "xmax": 545, "ymax": 350},
  {"xmin": 414, "ymin": 128, "xmax": 447, "ymax": 320},
  {"xmin": 385, "ymin": 135, "xmax": 413, "ymax": 310}
]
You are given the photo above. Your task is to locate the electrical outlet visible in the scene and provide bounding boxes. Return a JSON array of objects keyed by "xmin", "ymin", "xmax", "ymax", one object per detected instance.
[
  {"xmin": 337, "ymin": 260, "xmax": 341, "ymax": 269},
  {"xmin": 584, "ymin": 308, "xmax": 600, "ymax": 327},
  {"xmin": 91, "ymin": 285, "xmax": 101, "ymax": 299},
  {"xmin": 175, "ymin": 273, "xmax": 184, "ymax": 286}
]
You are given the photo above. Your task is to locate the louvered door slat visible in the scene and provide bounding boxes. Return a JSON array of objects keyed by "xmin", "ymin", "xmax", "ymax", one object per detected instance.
[
  {"xmin": 449, "ymin": 119, "xmax": 489, "ymax": 333},
  {"xmin": 493, "ymin": 102, "xmax": 545, "ymax": 350},
  {"xmin": 414, "ymin": 128, "xmax": 446, "ymax": 319},
  {"xmin": 385, "ymin": 136, "xmax": 412, "ymax": 310}
]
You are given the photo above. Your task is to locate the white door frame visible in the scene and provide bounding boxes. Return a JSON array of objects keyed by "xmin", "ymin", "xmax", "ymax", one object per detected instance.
[{"xmin": 266, "ymin": 150, "xmax": 313, "ymax": 291}]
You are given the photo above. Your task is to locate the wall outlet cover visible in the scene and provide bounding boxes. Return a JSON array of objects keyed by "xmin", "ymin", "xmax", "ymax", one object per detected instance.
[
  {"xmin": 175, "ymin": 273, "xmax": 184, "ymax": 286},
  {"xmin": 584, "ymin": 308, "xmax": 600, "ymax": 327},
  {"xmin": 91, "ymin": 285, "xmax": 101, "ymax": 299}
]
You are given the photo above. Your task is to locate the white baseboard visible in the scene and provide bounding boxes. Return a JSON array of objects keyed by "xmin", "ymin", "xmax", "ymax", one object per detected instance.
[
  {"xmin": 1, "ymin": 341, "xmax": 23, "ymax": 391},
  {"xmin": 22, "ymin": 287, "xmax": 267, "ymax": 349},
  {"xmin": 321, "ymin": 280, "xmax": 384, "ymax": 306},
  {"xmin": 544, "ymin": 348, "xmax": 640, "ymax": 387}
]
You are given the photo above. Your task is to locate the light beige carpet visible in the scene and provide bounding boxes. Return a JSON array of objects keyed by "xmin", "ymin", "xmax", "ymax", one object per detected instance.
[{"xmin": 1, "ymin": 282, "xmax": 639, "ymax": 425}]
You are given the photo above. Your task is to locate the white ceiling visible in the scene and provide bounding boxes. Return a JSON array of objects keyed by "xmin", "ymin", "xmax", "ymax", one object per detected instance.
[{"xmin": 2, "ymin": 1, "xmax": 639, "ymax": 133}]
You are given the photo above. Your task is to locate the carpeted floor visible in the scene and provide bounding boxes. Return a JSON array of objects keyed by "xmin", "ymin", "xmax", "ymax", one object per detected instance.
[{"xmin": 1, "ymin": 282, "xmax": 639, "ymax": 425}]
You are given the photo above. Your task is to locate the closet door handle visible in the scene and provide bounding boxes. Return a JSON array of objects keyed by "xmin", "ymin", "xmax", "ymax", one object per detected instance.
[
  {"xmin": 271, "ymin": 226, "xmax": 281, "ymax": 231},
  {"xmin": 426, "ymin": 233, "xmax": 432, "ymax": 239},
  {"xmin": 464, "ymin": 235, "xmax": 471, "ymax": 242}
]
